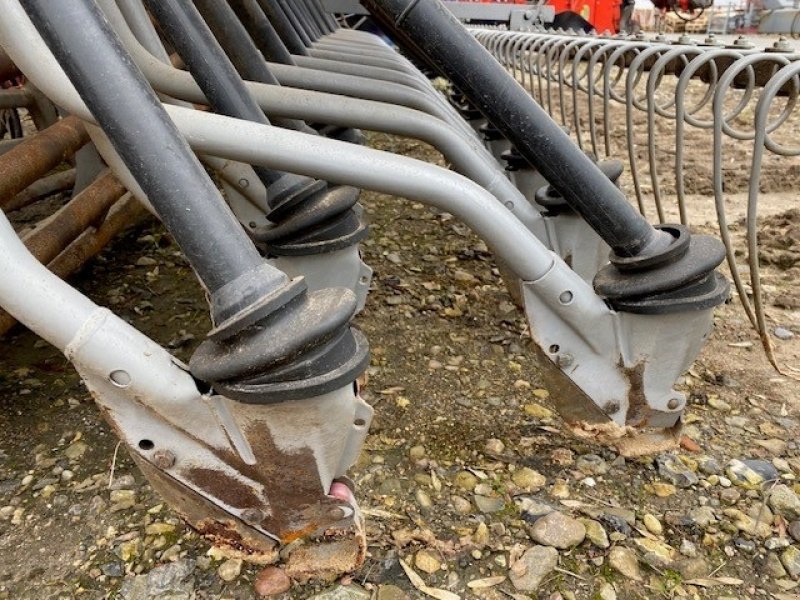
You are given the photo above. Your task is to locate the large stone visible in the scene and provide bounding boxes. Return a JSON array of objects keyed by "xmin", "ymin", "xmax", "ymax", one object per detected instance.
[
  {"xmin": 118, "ymin": 559, "xmax": 196, "ymax": 600},
  {"xmin": 512, "ymin": 467, "xmax": 546, "ymax": 492},
  {"xmin": 726, "ymin": 459, "xmax": 778, "ymax": 489},
  {"xmin": 528, "ymin": 511, "xmax": 586, "ymax": 549},
  {"xmin": 770, "ymin": 485, "xmax": 800, "ymax": 521},
  {"xmin": 782, "ymin": 546, "xmax": 800, "ymax": 579},
  {"xmin": 656, "ymin": 455, "xmax": 698, "ymax": 488},
  {"xmin": 509, "ymin": 546, "xmax": 558, "ymax": 592},
  {"xmin": 607, "ymin": 547, "xmax": 642, "ymax": 581},
  {"xmin": 581, "ymin": 519, "xmax": 610, "ymax": 549}
]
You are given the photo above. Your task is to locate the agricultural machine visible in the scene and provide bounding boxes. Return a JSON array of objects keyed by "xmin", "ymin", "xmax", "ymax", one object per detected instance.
[{"xmin": 0, "ymin": 0, "xmax": 797, "ymax": 585}]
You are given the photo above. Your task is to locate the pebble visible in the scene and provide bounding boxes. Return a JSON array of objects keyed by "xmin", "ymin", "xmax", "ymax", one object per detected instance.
[
  {"xmin": 632, "ymin": 538, "xmax": 675, "ymax": 568},
  {"xmin": 511, "ymin": 467, "xmax": 546, "ymax": 491},
  {"xmin": 474, "ymin": 494, "xmax": 505, "ymax": 514},
  {"xmin": 581, "ymin": 519, "xmax": 610, "ymax": 549},
  {"xmin": 528, "ymin": 511, "xmax": 586, "ymax": 549},
  {"xmin": 508, "ymin": 545, "xmax": 558, "ymax": 592},
  {"xmin": 680, "ymin": 539, "xmax": 698, "ymax": 557},
  {"xmin": 255, "ymin": 567, "xmax": 291, "ymax": 597},
  {"xmin": 101, "ymin": 562, "xmax": 124, "ymax": 577},
  {"xmin": 484, "ymin": 439, "xmax": 505, "ymax": 454},
  {"xmin": 697, "ymin": 456, "xmax": 722, "ymax": 475},
  {"xmin": 774, "ymin": 327, "xmax": 794, "ymax": 340},
  {"xmin": 64, "ymin": 441, "xmax": 88, "ymax": 461},
  {"xmin": 598, "ymin": 582, "xmax": 617, "ymax": 600},
  {"xmin": 770, "ymin": 484, "xmax": 800, "ymax": 520},
  {"xmin": 451, "ymin": 495, "xmax": 472, "ymax": 514},
  {"xmin": 0, "ymin": 505, "xmax": 14, "ymax": 520},
  {"xmin": 650, "ymin": 482, "xmax": 677, "ymax": 497},
  {"xmin": 453, "ymin": 471, "xmax": 478, "ymax": 492},
  {"xmin": 782, "ymin": 546, "xmax": 800, "ymax": 579},
  {"xmin": 218, "ymin": 558, "xmax": 243, "ymax": 582},
  {"xmin": 767, "ymin": 552, "xmax": 788, "ymax": 578},
  {"xmin": 689, "ymin": 506, "xmax": 717, "ymax": 528},
  {"xmin": 643, "ymin": 514, "xmax": 663, "ymax": 536},
  {"xmin": 576, "ymin": 454, "xmax": 608, "ymax": 475},
  {"xmin": 523, "ymin": 403, "xmax": 552, "ymax": 420},
  {"xmin": 310, "ymin": 584, "xmax": 371, "ymax": 599},
  {"xmin": 676, "ymin": 557, "xmax": 710, "ymax": 579},
  {"xmin": 377, "ymin": 585, "xmax": 409, "ymax": 600},
  {"xmin": 414, "ymin": 549, "xmax": 441, "ymax": 574},
  {"xmin": 607, "ymin": 546, "xmax": 642, "ymax": 581},
  {"xmin": 766, "ymin": 537, "xmax": 791, "ymax": 551},
  {"xmin": 656, "ymin": 454, "xmax": 699, "ymax": 488},
  {"xmin": 789, "ymin": 521, "xmax": 800, "ymax": 542}
]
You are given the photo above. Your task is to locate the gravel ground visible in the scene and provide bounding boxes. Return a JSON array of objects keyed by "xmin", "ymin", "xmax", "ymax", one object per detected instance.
[{"xmin": 0, "ymin": 126, "xmax": 798, "ymax": 600}]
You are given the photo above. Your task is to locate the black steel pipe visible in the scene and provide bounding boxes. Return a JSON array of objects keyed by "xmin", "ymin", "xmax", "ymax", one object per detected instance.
[
  {"xmin": 362, "ymin": 0, "xmax": 669, "ymax": 259},
  {"xmin": 144, "ymin": 0, "xmax": 282, "ymax": 188},
  {"xmin": 276, "ymin": 0, "xmax": 313, "ymax": 47},
  {"xmin": 20, "ymin": 0, "xmax": 269, "ymax": 294},
  {"xmin": 225, "ymin": 0, "xmax": 295, "ymax": 65},
  {"xmin": 195, "ymin": 0, "xmax": 311, "ymax": 133},
  {"xmin": 256, "ymin": 0, "xmax": 308, "ymax": 54}
]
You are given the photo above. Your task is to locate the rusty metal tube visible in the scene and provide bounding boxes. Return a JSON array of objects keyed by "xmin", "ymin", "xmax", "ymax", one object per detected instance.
[
  {"xmin": 0, "ymin": 88, "xmax": 31, "ymax": 108},
  {"xmin": 0, "ymin": 193, "xmax": 146, "ymax": 336},
  {"xmin": 19, "ymin": 169, "xmax": 126, "ymax": 264},
  {"xmin": 3, "ymin": 168, "xmax": 76, "ymax": 212},
  {"xmin": 0, "ymin": 115, "xmax": 89, "ymax": 205}
]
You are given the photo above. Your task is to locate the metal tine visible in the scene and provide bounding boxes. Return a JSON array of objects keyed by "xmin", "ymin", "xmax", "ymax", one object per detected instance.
[
  {"xmin": 712, "ymin": 53, "xmax": 784, "ymax": 334},
  {"xmin": 646, "ymin": 48, "xmax": 692, "ymax": 225},
  {"xmin": 751, "ymin": 59, "xmax": 800, "ymax": 376},
  {"xmin": 601, "ymin": 42, "xmax": 636, "ymax": 159},
  {"xmin": 471, "ymin": 27, "xmax": 800, "ymax": 369},
  {"xmin": 673, "ymin": 51, "xmax": 730, "ymax": 226}
]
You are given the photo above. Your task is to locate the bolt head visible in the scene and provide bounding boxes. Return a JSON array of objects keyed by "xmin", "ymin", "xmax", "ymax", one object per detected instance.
[
  {"xmin": 603, "ymin": 402, "xmax": 620, "ymax": 415},
  {"xmin": 152, "ymin": 449, "xmax": 176, "ymax": 469},
  {"xmin": 241, "ymin": 508, "xmax": 264, "ymax": 524},
  {"xmin": 667, "ymin": 397, "xmax": 682, "ymax": 410}
]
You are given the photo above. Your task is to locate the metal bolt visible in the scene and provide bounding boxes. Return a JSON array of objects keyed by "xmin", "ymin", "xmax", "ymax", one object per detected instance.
[
  {"xmin": 667, "ymin": 397, "xmax": 682, "ymax": 410},
  {"xmin": 238, "ymin": 177, "xmax": 249, "ymax": 189},
  {"xmin": 241, "ymin": 508, "xmax": 264, "ymax": 524},
  {"xmin": 557, "ymin": 353, "xmax": 574, "ymax": 368},
  {"xmin": 327, "ymin": 506, "xmax": 346, "ymax": 521},
  {"xmin": 152, "ymin": 449, "xmax": 176, "ymax": 469},
  {"xmin": 603, "ymin": 402, "xmax": 620, "ymax": 415}
]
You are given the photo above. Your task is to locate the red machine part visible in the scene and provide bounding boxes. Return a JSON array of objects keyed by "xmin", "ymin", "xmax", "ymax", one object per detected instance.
[{"xmin": 547, "ymin": 0, "xmax": 623, "ymax": 32}]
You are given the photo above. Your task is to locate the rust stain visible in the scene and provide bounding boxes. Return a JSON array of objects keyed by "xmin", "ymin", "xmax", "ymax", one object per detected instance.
[
  {"xmin": 621, "ymin": 361, "xmax": 649, "ymax": 427},
  {"xmin": 185, "ymin": 467, "xmax": 262, "ymax": 509}
]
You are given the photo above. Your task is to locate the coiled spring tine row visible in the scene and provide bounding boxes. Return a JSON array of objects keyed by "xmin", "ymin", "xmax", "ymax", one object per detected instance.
[{"xmin": 471, "ymin": 27, "xmax": 800, "ymax": 371}]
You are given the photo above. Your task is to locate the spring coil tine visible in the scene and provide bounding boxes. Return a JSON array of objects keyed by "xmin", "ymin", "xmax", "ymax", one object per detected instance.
[
  {"xmin": 751, "ymin": 60, "xmax": 800, "ymax": 374},
  {"xmin": 673, "ymin": 50, "xmax": 739, "ymax": 225},
  {"xmin": 712, "ymin": 53, "xmax": 788, "ymax": 333},
  {"xmin": 471, "ymin": 28, "xmax": 800, "ymax": 370},
  {"xmin": 625, "ymin": 44, "xmax": 670, "ymax": 217},
  {"xmin": 550, "ymin": 36, "xmax": 574, "ymax": 128},
  {"xmin": 559, "ymin": 37, "xmax": 590, "ymax": 130},
  {"xmin": 587, "ymin": 40, "xmax": 633, "ymax": 158},
  {"xmin": 602, "ymin": 43, "xmax": 639, "ymax": 158},
  {"xmin": 571, "ymin": 38, "xmax": 607, "ymax": 149},
  {"xmin": 646, "ymin": 48, "xmax": 694, "ymax": 224}
]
